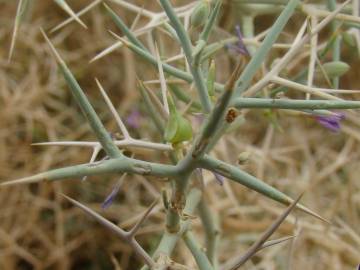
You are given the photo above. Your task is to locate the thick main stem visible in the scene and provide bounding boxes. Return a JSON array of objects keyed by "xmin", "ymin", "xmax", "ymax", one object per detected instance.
[{"xmin": 141, "ymin": 187, "xmax": 202, "ymax": 270}]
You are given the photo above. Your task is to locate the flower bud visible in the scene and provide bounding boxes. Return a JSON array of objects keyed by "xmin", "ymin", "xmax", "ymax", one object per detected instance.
[
  {"xmin": 190, "ymin": 1, "xmax": 210, "ymax": 28},
  {"xmin": 238, "ymin": 151, "xmax": 251, "ymax": 165},
  {"xmin": 320, "ymin": 61, "xmax": 350, "ymax": 78},
  {"xmin": 164, "ymin": 95, "xmax": 193, "ymax": 144},
  {"xmin": 342, "ymin": 32, "xmax": 356, "ymax": 48}
]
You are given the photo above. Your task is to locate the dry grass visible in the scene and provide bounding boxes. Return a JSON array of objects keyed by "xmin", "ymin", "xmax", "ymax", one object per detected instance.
[{"xmin": 0, "ymin": 0, "xmax": 359, "ymax": 269}]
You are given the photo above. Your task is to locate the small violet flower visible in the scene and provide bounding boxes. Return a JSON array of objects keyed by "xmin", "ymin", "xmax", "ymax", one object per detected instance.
[
  {"xmin": 126, "ymin": 109, "xmax": 142, "ymax": 129},
  {"xmin": 194, "ymin": 113, "xmax": 205, "ymax": 125},
  {"xmin": 226, "ymin": 25, "xmax": 250, "ymax": 56},
  {"xmin": 213, "ymin": 172, "xmax": 224, "ymax": 186},
  {"xmin": 102, "ymin": 179, "xmax": 123, "ymax": 209},
  {"xmin": 314, "ymin": 112, "xmax": 345, "ymax": 132},
  {"xmin": 196, "ymin": 168, "xmax": 224, "ymax": 186}
]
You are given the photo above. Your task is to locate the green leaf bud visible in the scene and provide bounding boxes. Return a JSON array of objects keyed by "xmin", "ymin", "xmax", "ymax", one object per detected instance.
[
  {"xmin": 237, "ymin": 151, "xmax": 251, "ymax": 165},
  {"xmin": 321, "ymin": 61, "xmax": 350, "ymax": 78},
  {"xmin": 342, "ymin": 32, "xmax": 356, "ymax": 48},
  {"xmin": 190, "ymin": 1, "xmax": 210, "ymax": 28},
  {"xmin": 164, "ymin": 95, "xmax": 193, "ymax": 144}
]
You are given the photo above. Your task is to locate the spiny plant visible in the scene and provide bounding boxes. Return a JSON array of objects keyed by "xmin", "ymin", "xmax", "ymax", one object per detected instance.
[{"xmin": 3, "ymin": 0, "xmax": 360, "ymax": 269}]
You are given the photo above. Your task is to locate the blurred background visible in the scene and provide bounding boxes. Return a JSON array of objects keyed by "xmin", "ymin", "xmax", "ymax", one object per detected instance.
[{"xmin": 0, "ymin": 0, "xmax": 359, "ymax": 269}]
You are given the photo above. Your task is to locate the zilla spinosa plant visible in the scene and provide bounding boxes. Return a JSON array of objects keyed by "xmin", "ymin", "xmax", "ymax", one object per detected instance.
[{"xmin": 3, "ymin": 0, "xmax": 360, "ymax": 269}]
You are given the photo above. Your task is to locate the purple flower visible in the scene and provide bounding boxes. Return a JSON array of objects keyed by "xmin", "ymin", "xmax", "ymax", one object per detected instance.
[
  {"xmin": 226, "ymin": 25, "xmax": 250, "ymax": 56},
  {"xmin": 213, "ymin": 172, "xmax": 224, "ymax": 186},
  {"xmin": 102, "ymin": 179, "xmax": 123, "ymax": 209},
  {"xmin": 194, "ymin": 113, "xmax": 205, "ymax": 125},
  {"xmin": 196, "ymin": 168, "xmax": 224, "ymax": 186},
  {"xmin": 315, "ymin": 112, "xmax": 345, "ymax": 132},
  {"xmin": 126, "ymin": 109, "xmax": 141, "ymax": 129}
]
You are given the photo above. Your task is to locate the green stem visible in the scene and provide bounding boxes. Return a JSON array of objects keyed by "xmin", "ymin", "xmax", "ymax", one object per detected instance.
[
  {"xmin": 116, "ymin": 34, "xmax": 227, "ymax": 92},
  {"xmin": 327, "ymin": 0, "xmax": 342, "ymax": 89},
  {"xmin": 60, "ymin": 64, "xmax": 122, "ymax": 158},
  {"xmin": 169, "ymin": 84, "xmax": 202, "ymax": 111},
  {"xmin": 104, "ymin": 3, "xmax": 147, "ymax": 50},
  {"xmin": 141, "ymin": 187, "xmax": 202, "ymax": 270},
  {"xmin": 234, "ymin": 0, "xmax": 300, "ymax": 97},
  {"xmin": 231, "ymin": 98, "xmax": 360, "ymax": 110},
  {"xmin": 332, "ymin": 36, "xmax": 342, "ymax": 89},
  {"xmin": 183, "ymin": 231, "xmax": 215, "ymax": 270},
  {"xmin": 40, "ymin": 29, "xmax": 123, "ymax": 159},
  {"xmin": 165, "ymin": 168, "xmax": 194, "ymax": 233},
  {"xmin": 241, "ymin": 15, "xmax": 256, "ymax": 55},
  {"xmin": 2, "ymin": 157, "xmax": 178, "ymax": 186},
  {"xmin": 199, "ymin": 155, "xmax": 293, "ymax": 205},
  {"xmin": 199, "ymin": 155, "xmax": 326, "ymax": 222},
  {"xmin": 189, "ymin": 64, "xmax": 243, "ymax": 160},
  {"xmin": 122, "ymin": 39, "xmax": 193, "ymax": 83},
  {"xmin": 159, "ymin": 0, "xmax": 212, "ymax": 113},
  {"xmin": 198, "ymin": 199, "xmax": 220, "ymax": 269},
  {"xmin": 199, "ymin": 1, "xmax": 222, "ymax": 42},
  {"xmin": 193, "ymin": 1, "xmax": 222, "ymax": 63}
]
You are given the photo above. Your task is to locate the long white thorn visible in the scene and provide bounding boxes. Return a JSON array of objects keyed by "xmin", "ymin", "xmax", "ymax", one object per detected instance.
[
  {"xmin": 1, "ymin": 173, "xmax": 47, "ymax": 186},
  {"xmin": 62, "ymin": 194, "xmax": 128, "ymax": 237},
  {"xmin": 259, "ymin": 235, "xmax": 296, "ymax": 251},
  {"xmin": 82, "ymin": 145, "xmax": 102, "ymax": 181},
  {"xmin": 95, "ymin": 78, "xmax": 131, "ymax": 139},
  {"xmin": 272, "ymin": 76, "xmax": 343, "ymax": 101},
  {"xmin": 244, "ymin": 0, "xmax": 352, "ymax": 99},
  {"xmin": 40, "ymin": 28, "xmax": 64, "ymax": 65},
  {"xmin": 90, "ymin": 1, "xmax": 197, "ymax": 63},
  {"xmin": 8, "ymin": 0, "xmax": 25, "ymax": 62},
  {"xmin": 128, "ymin": 198, "xmax": 158, "ymax": 237},
  {"xmin": 155, "ymin": 43, "xmax": 170, "ymax": 115},
  {"xmin": 90, "ymin": 41, "xmax": 123, "ymax": 63},
  {"xmin": 130, "ymin": 4, "xmax": 144, "ymax": 31},
  {"xmin": 243, "ymin": 19, "xmax": 308, "ymax": 97},
  {"xmin": 51, "ymin": 0, "xmax": 101, "ymax": 33},
  {"xmin": 61, "ymin": 194, "xmax": 156, "ymax": 267},
  {"xmin": 54, "ymin": 0, "xmax": 88, "ymax": 29},
  {"xmin": 310, "ymin": 0, "xmax": 352, "ymax": 36},
  {"xmin": 32, "ymin": 139, "xmax": 173, "ymax": 151},
  {"xmin": 108, "ymin": 0, "xmax": 155, "ymax": 18}
]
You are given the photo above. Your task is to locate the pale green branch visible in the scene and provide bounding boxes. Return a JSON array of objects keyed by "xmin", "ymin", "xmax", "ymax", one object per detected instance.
[
  {"xmin": 41, "ymin": 29, "xmax": 122, "ymax": 158},
  {"xmin": 231, "ymin": 98, "xmax": 360, "ymax": 110},
  {"xmin": 199, "ymin": 155, "xmax": 329, "ymax": 223}
]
